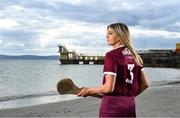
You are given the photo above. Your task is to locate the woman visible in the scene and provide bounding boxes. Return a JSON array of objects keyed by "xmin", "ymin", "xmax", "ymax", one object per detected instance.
[{"xmin": 77, "ymin": 22, "xmax": 149, "ymax": 117}]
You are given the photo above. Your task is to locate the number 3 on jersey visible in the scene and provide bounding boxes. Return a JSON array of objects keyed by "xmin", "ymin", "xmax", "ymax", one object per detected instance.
[{"xmin": 126, "ymin": 64, "xmax": 135, "ymax": 84}]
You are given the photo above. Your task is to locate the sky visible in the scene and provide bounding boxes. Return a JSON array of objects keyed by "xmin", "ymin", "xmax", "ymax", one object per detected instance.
[{"xmin": 0, "ymin": 0, "xmax": 180, "ymax": 55}]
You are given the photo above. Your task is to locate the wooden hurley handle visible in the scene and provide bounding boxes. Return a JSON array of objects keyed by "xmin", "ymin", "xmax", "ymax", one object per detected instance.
[
  {"xmin": 57, "ymin": 78, "xmax": 102, "ymax": 98},
  {"xmin": 91, "ymin": 94, "xmax": 103, "ymax": 98}
]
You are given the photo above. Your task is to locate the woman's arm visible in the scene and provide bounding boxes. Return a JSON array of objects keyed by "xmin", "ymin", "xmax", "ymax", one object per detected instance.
[
  {"xmin": 77, "ymin": 75, "xmax": 116, "ymax": 97},
  {"xmin": 136, "ymin": 69, "xmax": 149, "ymax": 96}
]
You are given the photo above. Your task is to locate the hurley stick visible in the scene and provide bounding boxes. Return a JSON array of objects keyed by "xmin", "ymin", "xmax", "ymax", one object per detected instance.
[{"xmin": 57, "ymin": 78, "xmax": 102, "ymax": 98}]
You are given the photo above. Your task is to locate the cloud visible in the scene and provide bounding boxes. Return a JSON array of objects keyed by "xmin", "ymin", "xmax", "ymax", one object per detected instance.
[
  {"xmin": 0, "ymin": 19, "xmax": 19, "ymax": 29},
  {"xmin": 0, "ymin": 0, "xmax": 180, "ymax": 55},
  {"xmin": 131, "ymin": 26, "xmax": 180, "ymax": 39},
  {"xmin": 0, "ymin": 40, "xmax": 2, "ymax": 45},
  {"xmin": 5, "ymin": 42, "xmax": 24, "ymax": 47}
]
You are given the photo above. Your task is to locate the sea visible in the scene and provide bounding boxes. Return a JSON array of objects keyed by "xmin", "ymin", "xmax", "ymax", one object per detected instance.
[{"xmin": 0, "ymin": 59, "xmax": 179, "ymax": 109}]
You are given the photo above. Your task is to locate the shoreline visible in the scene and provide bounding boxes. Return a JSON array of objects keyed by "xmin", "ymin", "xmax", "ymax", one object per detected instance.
[{"xmin": 0, "ymin": 81, "xmax": 180, "ymax": 117}]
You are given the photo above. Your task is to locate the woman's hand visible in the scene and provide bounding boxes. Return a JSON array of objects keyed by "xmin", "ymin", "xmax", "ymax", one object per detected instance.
[{"xmin": 77, "ymin": 87, "xmax": 90, "ymax": 97}]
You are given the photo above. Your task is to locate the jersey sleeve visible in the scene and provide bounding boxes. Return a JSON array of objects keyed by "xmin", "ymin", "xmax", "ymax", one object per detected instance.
[{"xmin": 103, "ymin": 52, "xmax": 117, "ymax": 76}]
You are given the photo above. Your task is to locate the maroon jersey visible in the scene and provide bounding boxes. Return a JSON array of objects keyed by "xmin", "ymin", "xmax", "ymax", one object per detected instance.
[{"xmin": 103, "ymin": 46, "xmax": 144, "ymax": 96}]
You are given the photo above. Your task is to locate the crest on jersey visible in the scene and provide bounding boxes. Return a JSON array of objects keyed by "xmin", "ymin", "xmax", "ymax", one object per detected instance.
[{"xmin": 122, "ymin": 48, "xmax": 131, "ymax": 55}]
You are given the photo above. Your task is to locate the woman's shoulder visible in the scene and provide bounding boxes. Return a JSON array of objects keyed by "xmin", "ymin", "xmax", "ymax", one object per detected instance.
[
  {"xmin": 106, "ymin": 47, "xmax": 125, "ymax": 56},
  {"xmin": 105, "ymin": 50, "xmax": 114, "ymax": 57}
]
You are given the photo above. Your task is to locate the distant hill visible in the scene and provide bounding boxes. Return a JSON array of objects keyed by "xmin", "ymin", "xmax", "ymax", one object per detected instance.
[{"xmin": 0, "ymin": 55, "xmax": 59, "ymax": 60}]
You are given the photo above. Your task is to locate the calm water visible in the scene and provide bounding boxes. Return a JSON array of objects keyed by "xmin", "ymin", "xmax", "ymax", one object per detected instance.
[{"xmin": 0, "ymin": 60, "xmax": 179, "ymax": 109}]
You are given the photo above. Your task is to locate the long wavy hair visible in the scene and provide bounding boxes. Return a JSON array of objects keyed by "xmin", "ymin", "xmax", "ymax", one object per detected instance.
[{"xmin": 107, "ymin": 22, "xmax": 143, "ymax": 66}]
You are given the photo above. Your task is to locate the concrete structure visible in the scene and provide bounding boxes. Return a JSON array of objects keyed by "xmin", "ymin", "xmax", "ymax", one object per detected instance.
[
  {"xmin": 140, "ymin": 49, "xmax": 179, "ymax": 68},
  {"xmin": 58, "ymin": 44, "xmax": 104, "ymax": 64},
  {"xmin": 58, "ymin": 44, "xmax": 180, "ymax": 68}
]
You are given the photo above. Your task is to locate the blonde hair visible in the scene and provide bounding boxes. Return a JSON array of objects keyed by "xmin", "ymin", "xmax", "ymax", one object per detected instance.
[{"xmin": 107, "ymin": 23, "xmax": 143, "ymax": 66}]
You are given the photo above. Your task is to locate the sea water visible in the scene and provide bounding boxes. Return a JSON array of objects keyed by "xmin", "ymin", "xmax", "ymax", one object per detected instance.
[{"xmin": 0, "ymin": 59, "xmax": 179, "ymax": 109}]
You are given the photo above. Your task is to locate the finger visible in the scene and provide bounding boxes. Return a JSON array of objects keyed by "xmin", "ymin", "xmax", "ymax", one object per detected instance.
[
  {"xmin": 81, "ymin": 90, "xmax": 88, "ymax": 97},
  {"xmin": 81, "ymin": 90, "xmax": 87, "ymax": 97},
  {"xmin": 77, "ymin": 91, "xmax": 82, "ymax": 96},
  {"xmin": 77, "ymin": 89, "xmax": 84, "ymax": 96}
]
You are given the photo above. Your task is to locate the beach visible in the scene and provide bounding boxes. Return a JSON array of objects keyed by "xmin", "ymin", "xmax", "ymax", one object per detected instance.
[{"xmin": 0, "ymin": 80, "xmax": 180, "ymax": 117}]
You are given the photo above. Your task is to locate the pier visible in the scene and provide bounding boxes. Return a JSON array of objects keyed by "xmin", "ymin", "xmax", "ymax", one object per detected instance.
[
  {"xmin": 58, "ymin": 43, "xmax": 180, "ymax": 68},
  {"xmin": 58, "ymin": 44, "xmax": 104, "ymax": 64}
]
